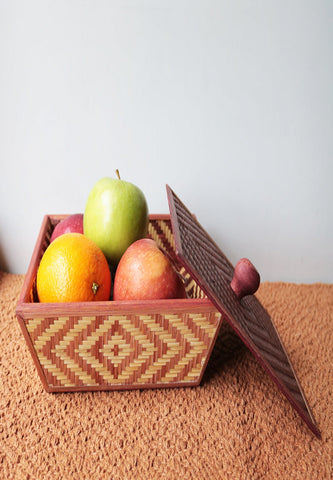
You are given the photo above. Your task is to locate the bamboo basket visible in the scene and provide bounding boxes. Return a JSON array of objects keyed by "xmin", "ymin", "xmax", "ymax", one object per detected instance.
[{"xmin": 16, "ymin": 214, "xmax": 223, "ymax": 392}]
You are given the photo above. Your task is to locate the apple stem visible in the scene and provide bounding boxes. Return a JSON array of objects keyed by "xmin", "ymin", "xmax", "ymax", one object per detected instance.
[{"xmin": 115, "ymin": 169, "xmax": 121, "ymax": 180}]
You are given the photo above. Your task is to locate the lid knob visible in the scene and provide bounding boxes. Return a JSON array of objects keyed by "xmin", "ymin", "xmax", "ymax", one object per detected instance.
[{"xmin": 231, "ymin": 258, "xmax": 260, "ymax": 299}]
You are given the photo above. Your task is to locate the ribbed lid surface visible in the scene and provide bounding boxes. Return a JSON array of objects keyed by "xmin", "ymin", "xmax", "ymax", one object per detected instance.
[{"xmin": 167, "ymin": 185, "xmax": 320, "ymax": 438}]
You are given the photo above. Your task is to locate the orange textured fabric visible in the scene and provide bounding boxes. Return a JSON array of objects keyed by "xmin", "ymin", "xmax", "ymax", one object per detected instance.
[{"xmin": 1, "ymin": 272, "xmax": 332, "ymax": 479}]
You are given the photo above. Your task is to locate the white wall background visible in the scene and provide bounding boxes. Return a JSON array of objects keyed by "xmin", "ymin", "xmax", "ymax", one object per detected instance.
[{"xmin": 1, "ymin": 0, "xmax": 332, "ymax": 282}]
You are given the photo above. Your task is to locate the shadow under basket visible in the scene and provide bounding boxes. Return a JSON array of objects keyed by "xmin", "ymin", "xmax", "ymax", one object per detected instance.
[{"xmin": 16, "ymin": 214, "xmax": 223, "ymax": 393}]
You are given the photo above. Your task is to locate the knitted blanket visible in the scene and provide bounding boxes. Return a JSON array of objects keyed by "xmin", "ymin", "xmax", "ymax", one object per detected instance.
[{"xmin": 1, "ymin": 272, "xmax": 332, "ymax": 479}]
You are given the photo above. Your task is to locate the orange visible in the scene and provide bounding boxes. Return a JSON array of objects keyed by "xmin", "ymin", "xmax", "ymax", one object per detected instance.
[{"xmin": 36, "ymin": 233, "xmax": 111, "ymax": 303}]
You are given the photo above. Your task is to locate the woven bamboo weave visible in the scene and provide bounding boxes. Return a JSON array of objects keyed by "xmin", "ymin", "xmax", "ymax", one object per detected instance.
[{"xmin": 24, "ymin": 311, "xmax": 221, "ymax": 389}]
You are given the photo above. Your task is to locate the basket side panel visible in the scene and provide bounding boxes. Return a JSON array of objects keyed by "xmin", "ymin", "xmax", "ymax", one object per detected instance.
[
  {"xmin": 23, "ymin": 310, "xmax": 222, "ymax": 391},
  {"xmin": 16, "ymin": 314, "xmax": 51, "ymax": 391}
]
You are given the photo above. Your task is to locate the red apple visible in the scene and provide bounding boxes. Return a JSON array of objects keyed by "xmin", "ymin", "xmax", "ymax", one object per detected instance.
[
  {"xmin": 113, "ymin": 238, "xmax": 187, "ymax": 301},
  {"xmin": 50, "ymin": 214, "xmax": 84, "ymax": 243}
]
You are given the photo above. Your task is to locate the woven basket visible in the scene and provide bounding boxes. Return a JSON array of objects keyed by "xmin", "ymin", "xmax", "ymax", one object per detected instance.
[{"xmin": 16, "ymin": 214, "xmax": 222, "ymax": 392}]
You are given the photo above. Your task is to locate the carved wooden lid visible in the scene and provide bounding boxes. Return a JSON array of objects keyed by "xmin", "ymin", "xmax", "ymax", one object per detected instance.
[{"xmin": 167, "ymin": 185, "xmax": 320, "ymax": 438}]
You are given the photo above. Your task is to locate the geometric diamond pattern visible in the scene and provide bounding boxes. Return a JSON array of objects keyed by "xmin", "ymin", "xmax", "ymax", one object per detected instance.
[{"xmin": 25, "ymin": 311, "xmax": 221, "ymax": 389}]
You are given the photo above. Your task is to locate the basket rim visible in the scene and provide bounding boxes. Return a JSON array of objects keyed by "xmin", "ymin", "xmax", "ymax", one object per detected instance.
[{"xmin": 16, "ymin": 296, "xmax": 215, "ymax": 317}]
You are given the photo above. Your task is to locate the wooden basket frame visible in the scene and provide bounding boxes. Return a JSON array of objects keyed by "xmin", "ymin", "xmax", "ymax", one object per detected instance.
[{"xmin": 16, "ymin": 214, "xmax": 222, "ymax": 392}]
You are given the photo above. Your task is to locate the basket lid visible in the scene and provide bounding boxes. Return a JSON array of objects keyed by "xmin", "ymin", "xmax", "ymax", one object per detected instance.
[{"xmin": 166, "ymin": 185, "xmax": 320, "ymax": 438}]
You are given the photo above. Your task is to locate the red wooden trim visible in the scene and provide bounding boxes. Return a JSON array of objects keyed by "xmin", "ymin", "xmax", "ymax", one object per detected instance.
[
  {"xmin": 44, "ymin": 379, "xmax": 201, "ymax": 393},
  {"xmin": 17, "ymin": 297, "xmax": 215, "ymax": 318}
]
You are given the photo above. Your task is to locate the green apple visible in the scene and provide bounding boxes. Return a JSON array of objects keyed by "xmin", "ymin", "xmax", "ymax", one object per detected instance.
[{"xmin": 83, "ymin": 172, "xmax": 149, "ymax": 266}]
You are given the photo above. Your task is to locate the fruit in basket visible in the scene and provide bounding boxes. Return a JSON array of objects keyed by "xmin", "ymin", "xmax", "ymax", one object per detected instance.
[
  {"xmin": 113, "ymin": 238, "xmax": 186, "ymax": 301},
  {"xmin": 50, "ymin": 214, "xmax": 84, "ymax": 242},
  {"xmin": 83, "ymin": 171, "xmax": 149, "ymax": 266},
  {"xmin": 36, "ymin": 233, "xmax": 111, "ymax": 302}
]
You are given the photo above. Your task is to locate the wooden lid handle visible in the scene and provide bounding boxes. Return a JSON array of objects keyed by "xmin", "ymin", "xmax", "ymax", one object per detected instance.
[{"xmin": 231, "ymin": 258, "xmax": 260, "ymax": 299}]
